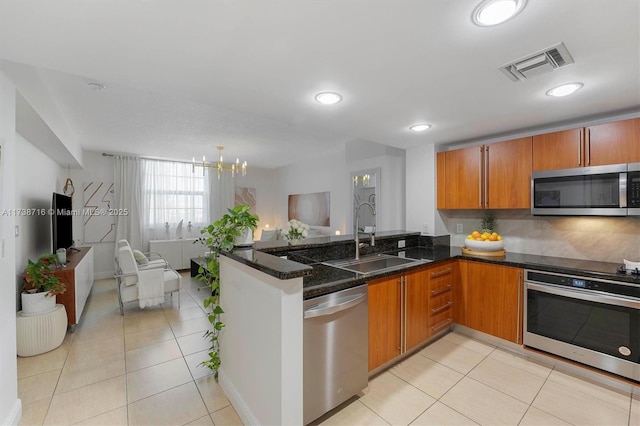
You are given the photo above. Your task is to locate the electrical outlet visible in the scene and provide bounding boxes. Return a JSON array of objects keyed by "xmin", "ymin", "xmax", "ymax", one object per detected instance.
[
  {"xmin": 422, "ymin": 224, "xmax": 429, "ymax": 234},
  {"xmin": 398, "ymin": 240, "xmax": 406, "ymax": 248},
  {"xmin": 456, "ymin": 223, "xmax": 464, "ymax": 234}
]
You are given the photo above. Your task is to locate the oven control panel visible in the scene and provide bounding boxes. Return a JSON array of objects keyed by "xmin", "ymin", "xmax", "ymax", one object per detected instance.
[{"xmin": 526, "ymin": 270, "xmax": 640, "ymax": 299}]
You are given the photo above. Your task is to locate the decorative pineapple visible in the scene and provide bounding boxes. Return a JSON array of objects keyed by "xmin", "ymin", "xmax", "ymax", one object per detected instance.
[{"xmin": 481, "ymin": 212, "xmax": 496, "ymax": 234}]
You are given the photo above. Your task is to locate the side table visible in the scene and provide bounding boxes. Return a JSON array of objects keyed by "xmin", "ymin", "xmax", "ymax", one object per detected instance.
[{"xmin": 16, "ymin": 304, "xmax": 67, "ymax": 357}]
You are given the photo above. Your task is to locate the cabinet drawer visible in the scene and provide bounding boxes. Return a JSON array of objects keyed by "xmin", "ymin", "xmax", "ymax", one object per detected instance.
[
  {"xmin": 429, "ymin": 290, "xmax": 452, "ymax": 313},
  {"xmin": 429, "ymin": 309, "xmax": 452, "ymax": 334},
  {"xmin": 428, "ymin": 264, "xmax": 453, "ymax": 279}
]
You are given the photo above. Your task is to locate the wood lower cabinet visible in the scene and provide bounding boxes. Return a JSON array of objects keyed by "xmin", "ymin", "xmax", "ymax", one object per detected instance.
[
  {"xmin": 368, "ymin": 275, "xmax": 402, "ymax": 371},
  {"xmin": 533, "ymin": 118, "xmax": 640, "ymax": 171},
  {"xmin": 437, "ymin": 137, "xmax": 532, "ymax": 209},
  {"xmin": 465, "ymin": 261, "xmax": 523, "ymax": 344},
  {"xmin": 368, "ymin": 262, "xmax": 454, "ymax": 372},
  {"xmin": 427, "ymin": 263, "xmax": 454, "ymax": 337}
]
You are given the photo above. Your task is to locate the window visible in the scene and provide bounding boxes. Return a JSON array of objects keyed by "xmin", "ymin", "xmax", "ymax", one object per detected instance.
[{"xmin": 142, "ymin": 159, "xmax": 205, "ymax": 229}]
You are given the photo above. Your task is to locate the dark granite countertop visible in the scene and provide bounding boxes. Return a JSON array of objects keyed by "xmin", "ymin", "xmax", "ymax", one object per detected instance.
[{"xmin": 221, "ymin": 233, "xmax": 639, "ymax": 300}]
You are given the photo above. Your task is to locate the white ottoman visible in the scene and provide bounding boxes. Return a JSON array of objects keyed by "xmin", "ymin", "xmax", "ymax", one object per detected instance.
[{"xmin": 17, "ymin": 304, "xmax": 67, "ymax": 357}]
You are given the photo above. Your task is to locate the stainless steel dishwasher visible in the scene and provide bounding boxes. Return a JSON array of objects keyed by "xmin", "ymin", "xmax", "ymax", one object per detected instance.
[{"xmin": 303, "ymin": 284, "xmax": 368, "ymax": 424}]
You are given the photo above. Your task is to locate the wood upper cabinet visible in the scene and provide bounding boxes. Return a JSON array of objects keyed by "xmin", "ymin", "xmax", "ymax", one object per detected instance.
[
  {"xmin": 587, "ymin": 118, "xmax": 640, "ymax": 166},
  {"xmin": 486, "ymin": 137, "xmax": 532, "ymax": 209},
  {"xmin": 466, "ymin": 262, "xmax": 523, "ymax": 344},
  {"xmin": 440, "ymin": 145, "xmax": 482, "ymax": 209},
  {"xmin": 437, "ymin": 137, "xmax": 532, "ymax": 209},
  {"xmin": 532, "ymin": 128, "xmax": 582, "ymax": 171},
  {"xmin": 368, "ymin": 275, "xmax": 401, "ymax": 371},
  {"xmin": 533, "ymin": 118, "xmax": 640, "ymax": 171}
]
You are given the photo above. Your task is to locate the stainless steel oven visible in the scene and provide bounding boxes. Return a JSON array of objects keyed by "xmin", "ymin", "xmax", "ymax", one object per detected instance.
[{"xmin": 524, "ymin": 270, "xmax": 640, "ymax": 381}]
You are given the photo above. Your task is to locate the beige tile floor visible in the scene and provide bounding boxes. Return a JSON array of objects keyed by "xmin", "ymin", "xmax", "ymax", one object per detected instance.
[
  {"xmin": 18, "ymin": 272, "xmax": 241, "ymax": 426},
  {"xmin": 18, "ymin": 273, "xmax": 640, "ymax": 426},
  {"xmin": 320, "ymin": 332, "xmax": 640, "ymax": 426}
]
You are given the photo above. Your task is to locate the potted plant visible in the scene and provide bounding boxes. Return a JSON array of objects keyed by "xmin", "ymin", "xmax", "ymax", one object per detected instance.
[
  {"xmin": 21, "ymin": 254, "xmax": 67, "ymax": 316},
  {"xmin": 220, "ymin": 204, "xmax": 260, "ymax": 246},
  {"xmin": 196, "ymin": 204, "xmax": 260, "ymax": 377}
]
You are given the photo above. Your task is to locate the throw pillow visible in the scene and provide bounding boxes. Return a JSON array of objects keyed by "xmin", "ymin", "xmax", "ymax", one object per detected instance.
[{"xmin": 132, "ymin": 249, "xmax": 149, "ymax": 265}]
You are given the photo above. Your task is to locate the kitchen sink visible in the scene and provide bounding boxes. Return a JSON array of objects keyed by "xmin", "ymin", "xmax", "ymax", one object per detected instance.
[{"xmin": 322, "ymin": 254, "xmax": 427, "ymax": 275}]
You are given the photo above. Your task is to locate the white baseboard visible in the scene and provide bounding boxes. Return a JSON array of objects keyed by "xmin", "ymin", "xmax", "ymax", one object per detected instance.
[
  {"xmin": 218, "ymin": 369, "xmax": 259, "ymax": 426},
  {"xmin": 3, "ymin": 399, "xmax": 22, "ymax": 426}
]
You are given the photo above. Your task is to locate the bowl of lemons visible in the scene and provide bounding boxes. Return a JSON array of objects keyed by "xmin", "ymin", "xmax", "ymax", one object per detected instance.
[{"xmin": 464, "ymin": 230, "xmax": 504, "ymax": 252}]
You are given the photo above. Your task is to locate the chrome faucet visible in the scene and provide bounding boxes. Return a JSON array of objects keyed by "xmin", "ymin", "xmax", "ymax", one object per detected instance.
[{"xmin": 354, "ymin": 201, "xmax": 376, "ymax": 260}]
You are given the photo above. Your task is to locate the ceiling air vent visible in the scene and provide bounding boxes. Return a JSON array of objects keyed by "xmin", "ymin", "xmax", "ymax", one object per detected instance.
[{"xmin": 499, "ymin": 42, "xmax": 574, "ymax": 82}]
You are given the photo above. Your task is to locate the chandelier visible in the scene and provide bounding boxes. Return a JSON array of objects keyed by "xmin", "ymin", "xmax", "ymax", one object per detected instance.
[{"xmin": 192, "ymin": 146, "xmax": 247, "ymax": 178}]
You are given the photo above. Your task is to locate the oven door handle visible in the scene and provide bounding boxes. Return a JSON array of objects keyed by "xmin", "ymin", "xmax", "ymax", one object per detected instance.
[{"xmin": 526, "ymin": 282, "xmax": 640, "ymax": 310}]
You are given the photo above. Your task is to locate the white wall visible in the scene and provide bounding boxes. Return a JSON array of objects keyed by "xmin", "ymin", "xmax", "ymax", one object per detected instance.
[
  {"xmin": 271, "ymin": 141, "xmax": 407, "ymax": 237},
  {"xmin": 405, "ymin": 144, "xmax": 447, "ymax": 236},
  {"xmin": 233, "ymin": 166, "xmax": 278, "ymax": 239},
  {"xmin": 274, "ymin": 149, "xmax": 349, "ymax": 235},
  {"xmin": 346, "ymin": 140, "xmax": 406, "ymax": 233},
  {"xmin": 0, "ymin": 71, "xmax": 21, "ymax": 426},
  {"xmin": 68, "ymin": 151, "xmax": 116, "ymax": 278},
  {"xmin": 14, "ymin": 133, "xmax": 64, "ymax": 304}
]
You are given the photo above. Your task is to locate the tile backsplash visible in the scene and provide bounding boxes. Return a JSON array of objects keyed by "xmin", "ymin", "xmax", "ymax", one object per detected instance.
[{"xmin": 442, "ymin": 210, "xmax": 640, "ymax": 264}]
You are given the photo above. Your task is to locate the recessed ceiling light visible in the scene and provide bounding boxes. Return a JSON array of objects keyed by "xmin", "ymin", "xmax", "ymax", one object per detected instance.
[
  {"xmin": 315, "ymin": 92, "xmax": 342, "ymax": 105},
  {"xmin": 410, "ymin": 123, "xmax": 432, "ymax": 132},
  {"xmin": 88, "ymin": 82, "xmax": 105, "ymax": 92},
  {"xmin": 472, "ymin": 0, "xmax": 527, "ymax": 26},
  {"xmin": 546, "ymin": 83, "xmax": 583, "ymax": 97}
]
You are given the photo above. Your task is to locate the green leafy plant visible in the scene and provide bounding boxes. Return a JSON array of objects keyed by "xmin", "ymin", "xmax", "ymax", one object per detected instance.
[
  {"xmin": 23, "ymin": 254, "xmax": 66, "ymax": 296},
  {"xmin": 196, "ymin": 205, "xmax": 260, "ymax": 377}
]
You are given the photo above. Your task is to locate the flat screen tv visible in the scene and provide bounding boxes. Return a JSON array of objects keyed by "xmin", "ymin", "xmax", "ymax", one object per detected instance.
[{"xmin": 52, "ymin": 193, "xmax": 73, "ymax": 252}]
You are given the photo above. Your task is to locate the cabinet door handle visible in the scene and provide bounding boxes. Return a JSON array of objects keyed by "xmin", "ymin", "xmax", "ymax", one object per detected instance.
[
  {"xmin": 484, "ymin": 145, "xmax": 489, "ymax": 208},
  {"xmin": 431, "ymin": 284, "xmax": 452, "ymax": 296},
  {"xmin": 479, "ymin": 146, "xmax": 484, "ymax": 208},
  {"xmin": 431, "ymin": 318, "xmax": 452, "ymax": 333},
  {"xmin": 430, "ymin": 268, "xmax": 452, "ymax": 278},
  {"xmin": 431, "ymin": 301, "xmax": 452, "ymax": 314},
  {"xmin": 517, "ymin": 271, "xmax": 522, "ymax": 344},
  {"xmin": 578, "ymin": 129, "xmax": 582, "ymax": 166},
  {"xmin": 586, "ymin": 128, "xmax": 591, "ymax": 166},
  {"xmin": 400, "ymin": 276, "xmax": 407, "ymax": 353}
]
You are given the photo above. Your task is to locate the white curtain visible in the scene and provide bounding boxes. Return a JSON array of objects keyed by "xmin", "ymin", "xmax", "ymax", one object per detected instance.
[
  {"xmin": 205, "ymin": 168, "xmax": 235, "ymax": 224},
  {"xmin": 141, "ymin": 159, "xmax": 206, "ymax": 248},
  {"xmin": 113, "ymin": 156, "xmax": 233, "ymax": 251},
  {"xmin": 113, "ymin": 156, "xmax": 144, "ymax": 251}
]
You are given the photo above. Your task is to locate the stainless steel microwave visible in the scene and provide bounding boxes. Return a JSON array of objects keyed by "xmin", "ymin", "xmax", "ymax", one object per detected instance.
[{"xmin": 531, "ymin": 163, "xmax": 640, "ymax": 216}]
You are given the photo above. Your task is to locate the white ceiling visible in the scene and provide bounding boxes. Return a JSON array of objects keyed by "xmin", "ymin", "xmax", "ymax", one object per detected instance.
[{"xmin": 0, "ymin": 0, "xmax": 639, "ymax": 169}]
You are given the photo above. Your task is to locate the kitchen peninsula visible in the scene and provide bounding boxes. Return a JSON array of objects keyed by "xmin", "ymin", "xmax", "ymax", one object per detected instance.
[{"xmin": 217, "ymin": 232, "xmax": 639, "ymax": 425}]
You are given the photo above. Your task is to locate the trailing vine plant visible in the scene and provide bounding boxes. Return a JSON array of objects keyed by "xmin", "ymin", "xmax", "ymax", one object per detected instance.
[{"xmin": 196, "ymin": 205, "xmax": 259, "ymax": 377}]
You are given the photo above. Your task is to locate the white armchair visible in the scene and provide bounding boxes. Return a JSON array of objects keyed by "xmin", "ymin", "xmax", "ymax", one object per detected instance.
[
  {"xmin": 115, "ymin": 245, "xmax": 181, "ymax": 314},
  {"xmin": 117, "ymin": 239, "xmax": 169, "ymax": 270}
]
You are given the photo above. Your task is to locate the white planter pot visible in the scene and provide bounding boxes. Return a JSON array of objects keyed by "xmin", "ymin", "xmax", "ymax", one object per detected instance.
[
  {"xmin": 234, "ymin": 227, "xmax": 254, "ymax": 247},
  {"xmin": 21, "ymin": 291, "xmax": 57, "ymax": 316}
]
